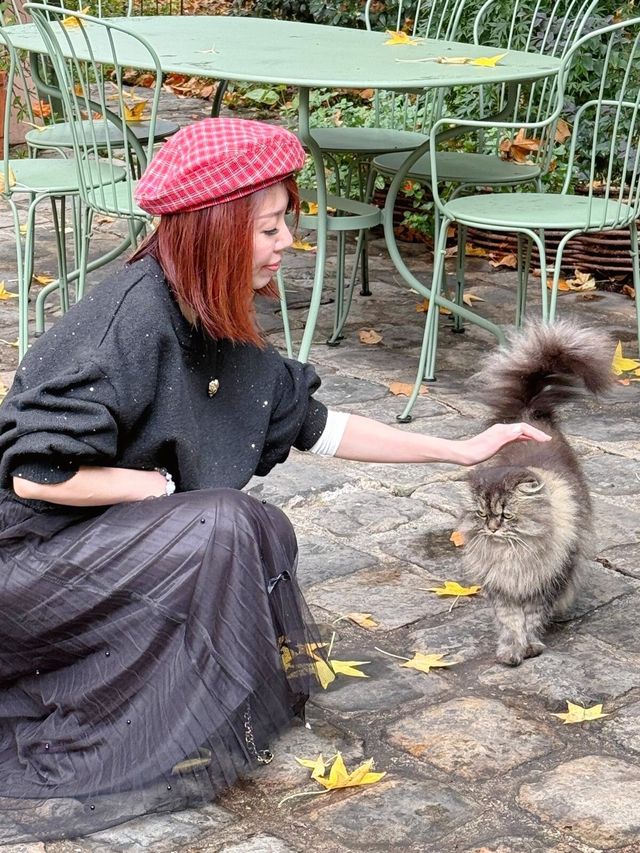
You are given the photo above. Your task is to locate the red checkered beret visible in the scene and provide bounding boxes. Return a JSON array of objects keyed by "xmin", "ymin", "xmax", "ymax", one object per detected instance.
[{"xmin": 135, "ymin": 118, "xmax": 306, "ymax": 215}]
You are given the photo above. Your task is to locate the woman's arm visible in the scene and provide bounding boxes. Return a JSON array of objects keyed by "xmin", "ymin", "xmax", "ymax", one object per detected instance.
[
  {"xmin": 334, "ymin": 414, "xmax": 551, "ymax": 466},
  {"xmin": 12, "ymin": 466, "xmax": 168, "ymax": 506}
]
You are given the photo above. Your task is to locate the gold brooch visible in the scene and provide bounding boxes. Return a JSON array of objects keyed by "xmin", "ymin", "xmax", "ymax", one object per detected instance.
[{"xmin": 208, "ymin": 379, "xmax": 220, "ymax": 397}]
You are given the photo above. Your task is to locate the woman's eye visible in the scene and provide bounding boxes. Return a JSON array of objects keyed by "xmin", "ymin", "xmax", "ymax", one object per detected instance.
[
  {"xmin": 503, "ymin": 511, "xmax": 514, "ymax": 519},
  {"xmin": 263, "ymin": 228, "xmax": 278, "ymax": 236}
]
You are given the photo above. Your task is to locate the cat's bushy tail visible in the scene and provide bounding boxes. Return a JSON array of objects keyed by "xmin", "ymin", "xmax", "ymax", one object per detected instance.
[{"xmin": 474, "ymin": 321, "xmax": 614, "ymax": 423}]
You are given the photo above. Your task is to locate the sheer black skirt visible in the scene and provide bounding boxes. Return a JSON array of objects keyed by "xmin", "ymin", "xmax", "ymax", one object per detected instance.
[{"xmin": 0, "ymin": 488, "xmax": 323, "ymax": 842}]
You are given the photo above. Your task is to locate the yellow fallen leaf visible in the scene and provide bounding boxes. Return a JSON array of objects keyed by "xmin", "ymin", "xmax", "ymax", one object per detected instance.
[
  {"xmin": 123, "ymin": 101, "xmax": 148, "ymax": 123},
  {"xmin": 291, "ymin": 238, "xmax": 316, "ymax": 252},
  {"xmin": 449, "ymin": 530, "xmax": 466, "ymax": 547},
  {"xmin": 280, "ymin": 644, "xmax": 295, "ymax": 672},
  {"xmin": 400, "ymin": 651, "xmax": 456, "ymax": 674},
  {"xmin": 62, "ymin": 6, "xmax": 90, "ymax": 27},
  {"xmin": 0, "ymin": 381, "xmax": 7, "ymax": 402},
  {"xmin": 19, "ymin": 225, "xmax": 27, "ymax": 237},
  {"xmin": 471, "ymin": 52, "xmax": 507, "ymax": 67},
  {"xmin": 0, "ymin": 338, "xmax": 19, "ymax": 348},
  {"xmin": 302, "ymin": 201, "xmax": 319, "ymax": 215},
  {"xmin": 384, "ymin": 30, "xmax": 423, "ymax": 46},
  {"xmin": 358, "ymin": 328, "xmax": 383, "ymax": 345},
  {"xmin": 465, "ymin": 243, "xmax": 489, "ymax": 257},
  {"xmin": 329, "ymin": 659, "xmax": 370, "ymax": 678},
  {"xmin": 388, "ymin": 381, "xmax": 428, "ymax": 397},
  {"xmin": 295, "ymin": 754, "xmax": 328, "ymax": 780},
  {"xmin": 344, "ymin": 612, "xmax": 378, "ymax": 629},
  {"xmin": 462, "ymin": 293, "xmax": 485, "ymax": 307},
  {"xmin": 566, "ymin": 269, "xmax": 596, "ymax": 292},
  {"xmin": 547, "ymin": 277, "xmax": 572, "ymax": 292},
  {"xmin": 416, "ymin": 298, "xmax": 451, "ymax": 316},
  {"xmin": 32, "ymin": 273, "xmax": 55, "ymax": 286},
  {"xmin": 314, "ymin": 752, "xmax": 386, "ymax": 790},
  {"xmin": 429, "ymin": 580, "xmax": 480, "ymax": 596},
  {"xmin": 0, "ymin": 282, "xmax": 18, "ymax": 300},
  {"xmin": 612, "ymin": 341, "xmax": 640, "ymax": 375},
  {"xmin": 551, "ymin": 701, "xmax": 610, "ymax": 724},
  {"xmin": 0, "ymin": 166, "xmax": 17, "ymax": 193}
]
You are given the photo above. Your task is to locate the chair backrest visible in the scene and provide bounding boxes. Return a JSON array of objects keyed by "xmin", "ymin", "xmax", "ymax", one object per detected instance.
[
  {"xmin": 560, "ymin": 16, "xmax": 640, "ymax": 229},
  {"xmin": 25, "ymin": 3, "xmax": 163, "ymax": 218},
  {"xmin": 363, "ymin": 0, "xmax": 475, "ymax": 133},
  {"xmin": 472, "ymin": 0, "xmax": 598, "ymax": 161},
  {"xmin": 0, "ymin": 26, "xmax": 23, "ymax": 192}
]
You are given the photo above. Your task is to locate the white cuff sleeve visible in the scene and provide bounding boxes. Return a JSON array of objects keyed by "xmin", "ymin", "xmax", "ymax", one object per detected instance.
[{"xmin": 307, "ymin": 410, "xmax": 350, "ymax": 457}]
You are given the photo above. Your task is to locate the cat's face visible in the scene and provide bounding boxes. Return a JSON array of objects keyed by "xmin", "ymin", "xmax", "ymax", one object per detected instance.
[{"xmin": 464, "ymin": 468, "xmax": 550, "ymax": 539}]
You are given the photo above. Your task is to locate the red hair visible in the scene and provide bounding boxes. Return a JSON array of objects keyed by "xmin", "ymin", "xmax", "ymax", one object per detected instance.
[{"xmin": 130, "ymin": 176, "xmax": 299, "ymax": 347}]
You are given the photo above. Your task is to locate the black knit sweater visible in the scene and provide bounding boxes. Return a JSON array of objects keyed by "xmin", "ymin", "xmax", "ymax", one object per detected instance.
[{"xmin": 0, "ymin": 256, "xmax": 328, "ymax": 495}]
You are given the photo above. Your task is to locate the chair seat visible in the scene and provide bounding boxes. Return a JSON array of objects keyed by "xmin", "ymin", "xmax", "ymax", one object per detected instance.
[
  {"xmin": 10, "ymin": 158, "xmax": 126, "ymax": 194},
  {"xmin": 84, "ymin": 178, "xmax": 148, "ymax": 218},
  {"xmin": 444, "ymin": 192, "xmax": 636, "ymax": 231},
  {"xmin": 373, "ymin": 150, "xmax": 541, "ymax": 185},
  {"xmin": 25, "ymin": 118, "xmax": 179, "ymax": 150},
  {"xmin": 308, "ymin": 127, "xmax": 428, "ymax": 155}
]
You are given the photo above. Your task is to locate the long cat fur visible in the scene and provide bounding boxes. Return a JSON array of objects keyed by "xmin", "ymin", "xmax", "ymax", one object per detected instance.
[{"xmin": 459, "ymin": 321, "xmax": 614, "ymax": 666}]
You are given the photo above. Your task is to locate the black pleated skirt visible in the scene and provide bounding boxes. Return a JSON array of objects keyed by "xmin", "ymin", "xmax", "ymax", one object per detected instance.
[{"xmin": 0, "ymin": 488, "xmax": 324, "ymax": 842}]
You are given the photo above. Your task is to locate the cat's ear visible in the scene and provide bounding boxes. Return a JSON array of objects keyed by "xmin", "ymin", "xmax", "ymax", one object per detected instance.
[{"xmin": 518, "ymin": 478, "xmax": 544, "ymax": 495}]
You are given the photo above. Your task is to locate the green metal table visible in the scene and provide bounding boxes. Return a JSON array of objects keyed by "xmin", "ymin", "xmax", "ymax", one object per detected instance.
[{"xmin": 6, "ymin": 16, "xmax": 562, "ymax": 361}]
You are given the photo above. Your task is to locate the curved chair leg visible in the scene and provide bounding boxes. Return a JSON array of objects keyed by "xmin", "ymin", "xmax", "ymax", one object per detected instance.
[
  {"xmin": 631, "ymin": 220, "xmax": 640, "ymax": 356},
  {"xmin": 531, "ymin": 229, "xmax": 549, "ymax": 322},
  {"xmin": 453, "ymin": 223, "xmax": 466, "ymax": 333},
  {"xmin": 548, "ymin": 230, "xmax": 581, "ymax": 321},
  {"xmin": 276, "ymin": 268, "xmax": 293, "ymax": 359},
  {"xmin": 397, "ymin": 216, "xmax": 451, "ymax": 424},
  {"xmin": 515, "ymin": 233, "xmax": 533, "ymax": 327},
  {"xmin": 50, "ymin": 196, "xmax": 70, "ymax": 315},
  {"xmin": 10, "ymin": 198, "xmax": 30, "ymax": 360}
]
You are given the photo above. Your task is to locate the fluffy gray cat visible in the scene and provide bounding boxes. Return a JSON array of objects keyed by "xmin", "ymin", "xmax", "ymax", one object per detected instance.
[{"xmin": 459, "ymin": 321, "xmax": 613, "ymax": 666}]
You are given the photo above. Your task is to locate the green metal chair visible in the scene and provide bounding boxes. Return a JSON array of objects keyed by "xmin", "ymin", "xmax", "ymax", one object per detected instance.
[
  {"xmin": 0, "ymin": 23, "xmax": 122, "ymax": 358},
  {"xmin": 25, "ymin": 3, "xmax": 163, "ymax": 333},
  {"xmin": 401, "ymin": 14, "xmax": 640, "ymax": 419}
]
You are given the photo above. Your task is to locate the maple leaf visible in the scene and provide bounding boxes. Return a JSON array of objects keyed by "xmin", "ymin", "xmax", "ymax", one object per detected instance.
[
  {"xmin": 400, "ymin": 651, "xmax": 456, "ymax": 673},
  {"xmin": 388, "ymin": 381, "xmax": 428, "ymax": 397},
  {"xmin": 449, "ymin": 530, "xmax": 466, "ymax": 547},
  {"xmin": 551, "ymin": 701, "xmax": 610, "ymax": 724},
  {"xmin": 384, "ymin": 30, "xmax": 423, "ymax": 46},
  {"xmin": 32, "ymin": 274, "xmax": 55, "ymax": 286},
  {"xmin": 123, "ymin": 101, "xmax": 148, "ymax": 123},
  {"xmin": 62, "ymin": 7, "xmax": 90, "ymax": 28},
  {"xmin": 429, "ymin": 580, "xmax": 480, "ymax": 597},
  {"xmin": 344, "ymin": 612, "xmax": 379, "ymax": 629},
  {"xmin": 291, "ymin": 238, "xmax": 316, "ymax": 252},
  {"xmin": 470, "ymin": 52, "xmax": 507, "ymax": 67},
  {"xmin": 329, "ymin": 659, "xmax": 370, "ymax": 678},
  {"xmin": 462, "ymin": 293, "xmax": 485, "ymax": 307},
  {"xmin": 612, "ymin": 341, "xmax": 640, "ymax": 375},
  {"xmin": 359, "ymin": 328, "xmax": 383, "ymax": 345},
  {"xmin": 295, "ymin": 754, "xmax": 329, "ymax": 780},
  {"xmin": 31, "ymin": 100, "xmax": 52, "ymax": 118},
  {"xmin": 0, "ymin": 282, "xmax": 18, "ymax": 300},
  {"xmin": 314, "ymin": 752, "xmax": 386, "ymax": 790}
]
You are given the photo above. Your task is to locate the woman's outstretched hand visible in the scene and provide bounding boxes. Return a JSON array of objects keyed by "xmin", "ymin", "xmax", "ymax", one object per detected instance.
[{"xmin": 455, "ymin": 422, "xmax": 552, "ymax": 466}]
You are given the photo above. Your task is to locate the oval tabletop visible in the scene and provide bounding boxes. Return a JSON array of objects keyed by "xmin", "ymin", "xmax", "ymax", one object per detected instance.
[{"xmin": 6, "ymin": 15, "xmax": 561, "ymax": 89}]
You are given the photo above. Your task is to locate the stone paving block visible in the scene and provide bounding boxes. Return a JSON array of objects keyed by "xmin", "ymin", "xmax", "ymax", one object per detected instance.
[
  {"xmin": 312, "ymin": 374, "xmax": 388, "ymax": 406},
  {"xmin": 407, "ymin": 601, "xmax": 495, "ymax": 662},
  {"xmin": 245, "ymin": 454, "xmax": 356, "ymax": 505},
  {"xmin": 575, "ymin": 592, "xmax": 640, "ymax": 655},
  {"xmin": 296, "ymin": 534, "xmax": 378, "ymax": 589},
  {"xmin": 247, "ymin": 719, "xmax": 363, "ymax": 792},
  {"xmin": 311, "ymin": 654, "xmax": 452, "ymax": 714},
  {"xmin": 479, "ymin": 635, "xmax": 640, "ymax": 706},
  {"xmin": 461, "ymin": 838, "xmax": 583, "ymax": 853},
  {"xmin": 591, "ymin": 496, "xmax": 640, "ymax": 551},
  {"xmin": 518, "ymin": 755, "xmax": 640, "ymax": 849},
  {"xmin": 308, "ymin": 489, "xmax": 428, "ymax": 537},
  {"xmin": 303, "ymin": 777, "xmax": 482, "ymax": 849},
  {"xmin": 582, "ymin": 453, "xmax": 640, "ymax": 495},
  {"xmin": 332, "ymin": 393, "xmax": 459, "ymax": 424},
  {"xmin": 561, "ymin": 560, "xmax": 640, "ymax": 619},
  {"xmin": 306, "ymin": 564, "xmax": 451, "ymax": 630},
  {"xmin": 602, "ymin": 699, "xmax": 640, "ymax": 754},
  {"xmin": 373, "ymin": 518, "xmax": 464, "ymax": 575},
  {"xmin": 385, "ymin": 697, "xmax": 559, "ymax": 779},
  {"xmin": 217, "ymin": 836, "xmax": 300, "ymax": 853},
  {"xmin": 598, "ymin": 542, "xmax": 640, "ymax": 579}
]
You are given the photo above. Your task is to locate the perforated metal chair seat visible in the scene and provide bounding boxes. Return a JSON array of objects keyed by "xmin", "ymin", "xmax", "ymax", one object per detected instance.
[{"xmin": 373, "ymin": 150, "xmax": 541, "ymax": 185}]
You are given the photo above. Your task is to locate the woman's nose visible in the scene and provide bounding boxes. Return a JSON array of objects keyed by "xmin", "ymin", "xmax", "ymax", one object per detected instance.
[{"xmin": 278, "ymin": 224, "xmax": 294, "ymax": 251}]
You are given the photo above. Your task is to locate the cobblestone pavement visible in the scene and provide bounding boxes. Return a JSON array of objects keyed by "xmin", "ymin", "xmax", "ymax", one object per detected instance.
[{"xmin": 1, "ymin": 94, "xmax": 639, "ymax": 853}]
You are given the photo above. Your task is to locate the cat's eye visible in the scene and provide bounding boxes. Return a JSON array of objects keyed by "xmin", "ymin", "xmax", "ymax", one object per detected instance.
[
  {"xmin": 475, "ymin": 510, "xmax": 487, "ymax": 518},
  {"xmin": 503, "ymin": 511, "xmax": 514, "ymax": 519}
]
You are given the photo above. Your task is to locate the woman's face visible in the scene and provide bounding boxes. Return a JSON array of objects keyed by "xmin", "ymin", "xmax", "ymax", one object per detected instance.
[{"xmin": 252, "ymin": 183, "xmax": 294, "ymax": 291}]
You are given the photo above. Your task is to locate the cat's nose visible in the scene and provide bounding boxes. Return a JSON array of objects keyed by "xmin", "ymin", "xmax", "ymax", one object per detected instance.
[{"xmin": 487, "ymin": 519, "xmax": 501, "ymax": 532}]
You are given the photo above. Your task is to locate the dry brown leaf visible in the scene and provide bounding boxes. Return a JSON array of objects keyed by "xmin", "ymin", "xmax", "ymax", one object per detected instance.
[
  {"xmin": 416, "ymin": 298, "xmax": 451, "ymax": 316},
  {"xmin": 359, "ymin": 329, "xmax": 383, "ymax": 345},
  {"xmin": 489, "ymin": 252, "xmax": 517, "ymax": 269},
  {"xmin": 547, "ymin": 278, "xmax": 572, "ymax": 292},
  {"xmin": 31, "ymin": 100, "xmax": 52, "ymax": 118},
  {"xmin": 449, "ymin": 530, "xmax": 466, "ymax": 547},
  {"xmin": 388, "ymin": 381, "xmax": 428, "ymax": 397},
  {"xmin": 566, "ymin": 269, "xmax": 596, "ymax": 292},
  {"xmin": 554, "ymin": 117, "xmax": 571, "ymax": 144},
  {"xmin": 622, "ymin": 284, "xmax": 636, "ymax": 300},
  {"xmin": 344, "ymin": 612, "xmax": 379, "ymax": 629},
  {"xmin": 462, "ymin": 293, "xmax": 485, "ymax": 307},
  {"xmin": 32, "ymin": 273, "xmax": 55, "ymax": 286},
  {"xmin": 499, "ymin": 128, "xmax": 541, "ymax": 164}
]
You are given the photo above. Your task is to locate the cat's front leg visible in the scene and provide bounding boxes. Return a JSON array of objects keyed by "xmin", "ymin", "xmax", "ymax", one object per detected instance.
[
  {"xmin": 492, "ymin": 598, "xmax": 528, "ymax": 666},
  {"xmin": 523, "ymin": 597, "xmax": 549, "ymax": 659}
]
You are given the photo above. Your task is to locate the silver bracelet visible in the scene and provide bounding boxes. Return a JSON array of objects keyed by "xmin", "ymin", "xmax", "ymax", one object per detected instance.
[{"xmin": 155, "ymin": 467, "xmax": 176, "ymax": 497}]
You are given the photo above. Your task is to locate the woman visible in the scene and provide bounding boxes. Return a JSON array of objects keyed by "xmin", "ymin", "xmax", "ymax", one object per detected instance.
[{"xmin": 0, "ymin": 118, "xmax": 549, "ymax": 842}]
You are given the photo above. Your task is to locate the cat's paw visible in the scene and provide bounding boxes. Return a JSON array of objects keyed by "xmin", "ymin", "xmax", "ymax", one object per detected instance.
[
  {"xmin": 496, "ymin": 645, "xmax": 524, "ymax": 667},
  {"xmin": 525, "ymin": 641, "xmax": 545, "ymax": 659}
]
